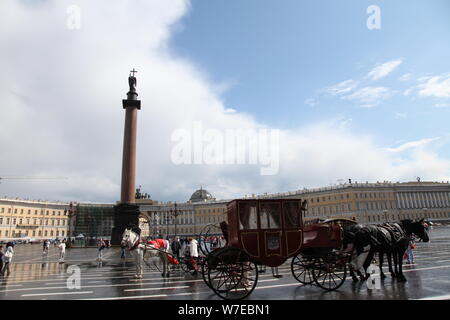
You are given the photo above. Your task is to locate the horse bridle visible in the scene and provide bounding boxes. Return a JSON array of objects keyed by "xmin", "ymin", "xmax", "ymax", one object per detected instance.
[{"xmin": 123, "ymin": 231, "xmax": 141, "ymax": 251}]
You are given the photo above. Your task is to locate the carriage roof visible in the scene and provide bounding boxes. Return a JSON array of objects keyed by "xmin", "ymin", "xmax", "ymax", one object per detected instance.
[{"xmin": 225, "ymin": 198, "xmax": 305, "ymax": 267}]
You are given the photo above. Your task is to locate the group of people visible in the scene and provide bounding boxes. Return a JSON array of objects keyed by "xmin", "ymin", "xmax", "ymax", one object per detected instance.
[{"xmin": 41, "ymin": 239, "xmax": 67, "ymax": 263}]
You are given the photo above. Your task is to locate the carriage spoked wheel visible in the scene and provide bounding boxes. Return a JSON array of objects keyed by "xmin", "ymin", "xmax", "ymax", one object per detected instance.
[
  {"xmin": 207, "ymin": 247, "xmax": 258, "ymax": 300},
  {"xmin": 311, "ymin": 253, "xmax": 347, "ymax": 291},
  {"xmin": 201, "ymin": 258, "xmax": 212, "ymax": 289},
  {"xmin": 180, "ymin": 258, "xmax": 190, "ymax": 273},
  {"xmin": 199, "ymin": 224, "xmax": 225, "ymax": 256},
  {"xmin": 291, "ymin": 253, "xmax": 315, "ymax": 285}
]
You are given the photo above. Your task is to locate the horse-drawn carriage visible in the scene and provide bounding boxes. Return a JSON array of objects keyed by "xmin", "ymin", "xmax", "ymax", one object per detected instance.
[{"xmin": 200, "ymin": 199, "xmax": 356, "ymax": 300}]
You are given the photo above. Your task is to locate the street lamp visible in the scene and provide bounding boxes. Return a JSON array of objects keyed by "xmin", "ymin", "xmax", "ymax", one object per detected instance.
[
  {"xmin": 170, "ymin": 202, "xmax": 180, "ymax": 238},
  {"xmin": 66, "ymin": 202, "xmax": 76, "ymax": 248},
  {"xmin": 383, "ymin": 210, "xmax": 388, "ymax": 222},
  {"xmin": 423, "ymin": 208, "xmax": 428, "ymax": 221}
]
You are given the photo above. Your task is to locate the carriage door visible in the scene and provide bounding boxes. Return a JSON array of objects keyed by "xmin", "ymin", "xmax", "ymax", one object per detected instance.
[
  {"xmin": 259, "ymin": 202, "xmax": 283, "ymax": 266},
  {"xmin": 283, "ymin": 201, "xmax": 303, "ymax": 257}
]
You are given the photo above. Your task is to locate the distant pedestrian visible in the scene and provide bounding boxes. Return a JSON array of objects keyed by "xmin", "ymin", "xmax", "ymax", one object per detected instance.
[
  {"xmin": 171, "ymin": 237, "xmax": 181, "ymax": 262},
  {"xmin": 0, "ymin": 245, "xmax": 4, "ymax": 273},
  {"xmin": 406, "ymin": 235, "xmax": 415, "ymax": 264},
  {"xmin": 1, "ymin": 243, "xmax": 14, "ymax": 276},
  {"xmin": 97, "ymin": 238, "xmax": 106, "ymax": 261},
  {"xmin": 120, "ymin": 244, "xmax": 127, "ymax": 259},
  {"xmin": 42, "ymin": 239, "xmax": 50, "ymax": 255},
  {"xmin": 58, "ymin": 239, "xmax": 66, "ymax": 264},
  {"xmin": 189, "ymin": 237, "xmax": 199, "ymax": 275}
]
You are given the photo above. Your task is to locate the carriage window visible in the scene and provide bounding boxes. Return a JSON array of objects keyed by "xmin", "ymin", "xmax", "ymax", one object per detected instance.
[
  {"xmin": 239, "ymin": 203, "xmax": 258, "ymax": 230},
  {"xmin": 284, "ymin": 202, "xmax": 301, "ymax": 228},
  {"xmin": 259, "ymin": 203, "xmax": 281, "ymax": 229}
]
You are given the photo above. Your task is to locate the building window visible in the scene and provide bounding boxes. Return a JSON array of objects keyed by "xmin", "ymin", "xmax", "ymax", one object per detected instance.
[
  {"xmin": 1, "ymin": 208, "xmax": 4, "ymax": 213},
  {"xmin": 52, "ymin": 211, "xmax": 55, "ymax": 216},
  {"xmin": 28, "ymin": 209, "xmax": 31, "ymax": 214},
  {"xmin": 35, "ymin": 210, "xmax": 38, "ymax": 215},
  {"xmin": 8, "ymin": 208, "xmax": 11, "ymax": 213},
  {"xmin": 14, "ymin": 209, "xmax": 17, "ymax": 214},
  {"xmin": 0, "ymin": 218, "xmax": 2, "ymax": 225},
  {"xmin": 20, "ymin": 209, "xmax": 24, "ymax": 214},
  {"xmin": 46, "ymin": 210, "xmax": 49, "ymax": 215}
]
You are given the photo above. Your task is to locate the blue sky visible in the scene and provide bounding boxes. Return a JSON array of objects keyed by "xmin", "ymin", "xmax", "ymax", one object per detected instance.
[
  {"xmin": 1, "ymin": 0, "xmax": 450, "ymax": 203},
  {"xmin": 171, "ymin": 0, "xmax": 450, "ymax": 150}
]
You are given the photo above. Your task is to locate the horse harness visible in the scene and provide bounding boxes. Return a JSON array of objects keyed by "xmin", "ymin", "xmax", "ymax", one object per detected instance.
[{"xmin": 379, "ymin": 223, "xmax": 406, "ymax": 245}]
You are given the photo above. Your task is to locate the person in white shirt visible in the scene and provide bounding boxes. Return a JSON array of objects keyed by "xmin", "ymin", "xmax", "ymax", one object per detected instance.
[
  {"xmin": 189, "ymin": 238, "xmax": 199, "ymax": 275},
  {"xmin": 1, "ymin": 243, "xmax": 14, "ymax": 276},
  {"xmin": 58, "ymin": 239, "xmax": 66, "ymax": 264}
]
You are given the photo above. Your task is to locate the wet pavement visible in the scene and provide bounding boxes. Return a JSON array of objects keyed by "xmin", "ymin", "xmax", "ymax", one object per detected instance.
[{"xmin": 1, "ymin": 226, "xmax": 450, "ymax": 300}]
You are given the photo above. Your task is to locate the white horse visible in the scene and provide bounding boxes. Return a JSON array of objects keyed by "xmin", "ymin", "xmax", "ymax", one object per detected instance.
[{"xmin": 121, "ymin": 228, "xmax": 170, "ymax": 278}]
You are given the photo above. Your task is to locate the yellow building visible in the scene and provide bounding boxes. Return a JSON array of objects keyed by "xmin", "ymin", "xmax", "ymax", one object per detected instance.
[
  {"xmin": 3, "ymin": 180, "xmax": 448, "ymax": 241},
  {"xmin": 261, "ymin": 180, "xmax": 450, "ymax": 224},
  {"xmin": 0, "ymin": 197, "xmax": 71, "ymax": 241},
  {"xmin": 137, "ymin": 181, "xmax": 450, "ymax": 239}
]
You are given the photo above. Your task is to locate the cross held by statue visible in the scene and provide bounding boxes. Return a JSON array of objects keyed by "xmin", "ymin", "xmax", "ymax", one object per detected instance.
[{"xmin": 130, "ymin": 68, "xmax": 138, "ymax": 77}]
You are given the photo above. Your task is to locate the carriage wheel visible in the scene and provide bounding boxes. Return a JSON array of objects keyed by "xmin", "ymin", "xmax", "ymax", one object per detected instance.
[
  {"xmin": 199, "ymin": 224, "xmax": 225, "ymax": 256},
  {"xmin": 180, "ymin": 258, "xmax": 189, "ymax": 273},
  {"xmin": 291, "ymin": 253, "xmax": 314, "ymax": 285},
  {"xmin": 311, "ymin": 254, "xmax": 347, "ymax": 291},
  {"xmin": 201, "ymin": 259, "xmax": 212, "ymax": 289},
  {"xmin": 207, "ymin": 247, "xmax": 258, "ymax": 300}
]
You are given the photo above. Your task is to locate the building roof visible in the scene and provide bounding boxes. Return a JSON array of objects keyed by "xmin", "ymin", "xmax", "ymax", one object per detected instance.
[{"xmin": 189, "ymin": 187, "xmax": 214, "ymax": 202}]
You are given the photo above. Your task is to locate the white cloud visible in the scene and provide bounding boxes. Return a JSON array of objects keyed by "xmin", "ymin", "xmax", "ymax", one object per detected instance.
[
  {"xmin": 399, "ymin": 73, "xmax": 413, "ymax": 82},
  {"xmin": 304, "ymin": 98, "xmax": 319, "ymax": 107},
  {"xmin": 367, "ymin": 59, "xmax": 403, "ymax": 81},
  {"xmin": 0, "ymin": 1, "xmax": 449, "ymax": 203},
  {"xmin": 416, "ymin": 73, "xmax": 450, "ymax": 98},
  {"xmin": 395, "ymin": 112, "xmax": 407, "ymax": 119},
  {"xmin": 386, "ymin": 137, "xmax": 440, "ymax": 153},
  {"xmin": 342, "ymin": 86, "xmax": 392, "ymax": 108},
  {"xmin": 435, "ymin": 103, "xmax": 450, "ymax": 108},
  {"xmin": 325, "ymin": 80, "xmax": 359, "ymax": 96}
]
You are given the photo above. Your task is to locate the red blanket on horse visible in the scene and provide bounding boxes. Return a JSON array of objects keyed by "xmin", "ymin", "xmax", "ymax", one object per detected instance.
[
  {"xmin": 146, "ymin": 239, "xmax": 179, "ymax": 265},
  {"xmin": 147, "ymin": 238, "xmax": 167, "ymax": 249}
]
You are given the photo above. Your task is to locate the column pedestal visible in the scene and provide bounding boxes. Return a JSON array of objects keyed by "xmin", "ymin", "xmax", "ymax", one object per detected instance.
[{"xmin": 111, "ymin": 203, "xmax": 140, "ymax": 245}]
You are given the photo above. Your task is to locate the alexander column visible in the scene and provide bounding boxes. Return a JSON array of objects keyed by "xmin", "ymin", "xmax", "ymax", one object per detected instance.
[{"xmin": 111, "ymin": 69, "xmax": 141, "ymax": 245}]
